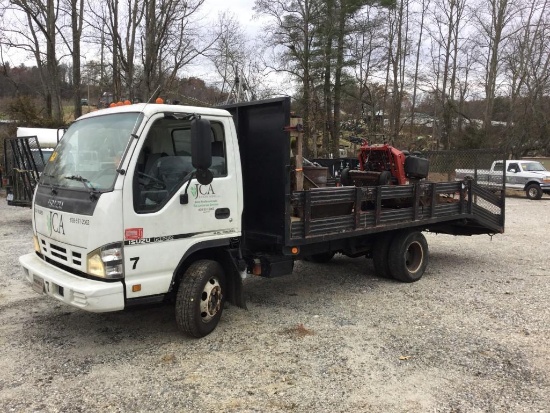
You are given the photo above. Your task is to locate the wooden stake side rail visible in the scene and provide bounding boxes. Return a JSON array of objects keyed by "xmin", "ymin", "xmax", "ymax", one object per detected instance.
[{"xmin": 289, "ymin": 181, "xmax": 504, "ymax": 242}]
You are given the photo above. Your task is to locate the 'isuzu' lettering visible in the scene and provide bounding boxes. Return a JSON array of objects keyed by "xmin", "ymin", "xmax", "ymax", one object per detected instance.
[
  {"xmin": 127, "ymin": 235, "xmax": 174, "ymax": 245},
  {"xmin": 47, "ymin": 199, "xmax": 64, "ymax": 210}
]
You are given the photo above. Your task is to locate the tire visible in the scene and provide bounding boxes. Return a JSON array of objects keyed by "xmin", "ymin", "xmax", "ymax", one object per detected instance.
[
  {"xmin": 378, "ymin": 170, "xmax": 392, "ymax": 185},
  {"xmin": 175, "ymin": 260, "xmax": 226, "ymax": 338},
  {"xmin": 372, "ymin": 232, "xmax": 394, "ymax": 279},
  {"xmin": 525, "ymin": 183, "xmax": 542, "ymax": 200},
  {"xmin": 388, "ymin": 231, "xmax": 429, "ymax": 283},
  {"xmin": 304, "ymin": 252, "xmax": 335, "ymax": 263},
  {"xmin": 340, "ymin": 168, "xmax": 352, "ymax": 186}
]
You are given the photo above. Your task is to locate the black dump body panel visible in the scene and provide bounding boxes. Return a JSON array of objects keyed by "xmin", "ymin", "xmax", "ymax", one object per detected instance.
[{"xmin": 220, "ymin": 98, "xmax": 291, "ymax": 251}]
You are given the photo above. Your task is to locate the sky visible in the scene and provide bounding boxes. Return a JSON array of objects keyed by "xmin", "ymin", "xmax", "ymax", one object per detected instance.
[
  {"xmin": 190, "ymin": 0, "xmax": 265, "ymax": 79},
  {"xmin": 204, "ymin": 0, "xmax": 258, "ymax": 25},
  {"xmin": 191, "ymin": 0, "xmax": 291, "ymax": 96}
]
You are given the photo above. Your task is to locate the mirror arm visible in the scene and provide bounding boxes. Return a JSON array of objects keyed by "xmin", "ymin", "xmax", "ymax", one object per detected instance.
[{"xmin": 180, "ymin": 172, "xmax": 196, "ymax": 205}]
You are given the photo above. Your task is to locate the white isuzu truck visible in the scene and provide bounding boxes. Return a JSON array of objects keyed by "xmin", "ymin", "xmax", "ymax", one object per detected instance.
[{"xmin": 19, "ymin": 98, "xmax": 505, "ymax": 337}]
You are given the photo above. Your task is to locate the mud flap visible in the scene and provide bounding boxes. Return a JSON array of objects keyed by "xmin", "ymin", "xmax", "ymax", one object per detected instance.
[{"xmin": 223, "ymin": 249, "xmax": 248, "ymax": 310}]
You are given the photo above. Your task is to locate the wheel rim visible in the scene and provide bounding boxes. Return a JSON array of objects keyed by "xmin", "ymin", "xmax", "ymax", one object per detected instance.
[
  {"xmin": 200, "ymin": 277, "xmax": 223, "ymax": 323},
  {"xmin": 405, "ymin": 241, "xmax": 424, "ymax": 273},
  {"xmin": 528, "ymin": 187, "xmax": 538, "ymax": 198}
]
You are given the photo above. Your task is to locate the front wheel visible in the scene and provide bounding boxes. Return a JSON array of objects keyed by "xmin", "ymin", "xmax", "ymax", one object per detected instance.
[
  {"xmin": 388, "ymin": 231, "xmax": 429, "ymax": 283},
  {"xmin": 175, "ymin": 260, "xmax": 226, "ymax": 338},
  {"xmin": 525, "ymin": 183, "xmax": 542, "ymax": 200}
]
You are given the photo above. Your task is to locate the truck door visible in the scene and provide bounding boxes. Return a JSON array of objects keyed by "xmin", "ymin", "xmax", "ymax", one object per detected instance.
[
  {"xmin": 507, "ymin": 162, "xmax": 521, "ymax": 186},
  {"xmin": 120, "ymin": 115, "xmax": 241, "ymax": 299}
]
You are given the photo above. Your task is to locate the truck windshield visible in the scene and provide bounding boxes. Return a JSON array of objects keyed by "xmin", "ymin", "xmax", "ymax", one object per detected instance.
[
  {"xmin": 41, "ymin": 113, "xmax": 142, "ymax": 191},
  {"xmin": 522, "ymin": 162, "xmax": 546, "ymax": 172}
]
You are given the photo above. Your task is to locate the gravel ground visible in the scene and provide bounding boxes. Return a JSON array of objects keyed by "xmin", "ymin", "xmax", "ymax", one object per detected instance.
[{"xmin": 0, "ymin": 191, "xmax": 549, "ymax": 413}]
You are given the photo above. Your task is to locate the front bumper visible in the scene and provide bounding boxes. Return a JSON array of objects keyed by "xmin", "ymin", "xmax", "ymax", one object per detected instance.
[{"xmin": 19, "ymin": 252, "xmax": 124, "ymax": 312}]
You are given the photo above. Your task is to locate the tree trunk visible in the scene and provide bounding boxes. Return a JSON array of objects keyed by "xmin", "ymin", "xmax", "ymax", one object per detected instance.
[{"xmin": 72, "ymin": 0, "xmax": 84, "ymax": 119}]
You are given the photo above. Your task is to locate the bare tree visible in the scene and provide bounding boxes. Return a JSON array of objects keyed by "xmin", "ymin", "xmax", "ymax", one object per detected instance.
[
  {"xmin": 503, "ymin": 0, "xmax": 550, "ymax": 155},
  {"xmin": 4, "ymin": 0, "xmax": 64, "ymax": 122},
  {"xmin": 58, "ymin": 0, "xmax": 85, "ymax": 118},
  {"xmin": 87, "ymin": 0, "xmax": 144, "ymax": 101},
  {"xmin": 430, "ymin": 0, "xmax": 468, "ymax": 149},
  {"xmin": 254, "ymin": 0, "xmax": 324, "ymax": 156},
  {"xmin": 208, "ymin": 12, "xmax": 257, "ymax": 103},
  {"xmin": 348, "ymin": 5, "xmax": 387, "ymax": 135},
  {"xmin": 474, "ymin": 0, "xmax": 519, "ymax": 142},
  {"xmin": 141, "ymin": 0, "xmax": 209, "ymax": 99},
  {"xmin": 120, "ymin": 0, "xmax": 145, "ymax": 101},
  {"xmin": 409, "ymin": 0, "xmax": 430, "ymax": 141},
  {"xmin": 384, "ymin": 0, "xmax": 411, "ymax": 144}
]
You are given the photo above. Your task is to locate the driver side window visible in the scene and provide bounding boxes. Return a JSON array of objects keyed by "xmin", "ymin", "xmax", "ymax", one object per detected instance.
[{"xmin": 133, "ymin": 118, "xmax": 226, "ymax": 213}]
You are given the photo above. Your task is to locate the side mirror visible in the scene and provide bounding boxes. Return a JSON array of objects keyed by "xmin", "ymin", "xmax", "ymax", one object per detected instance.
[
  {"xmin": 191, "ymin": 118, "xmax": 213, "ymax": 185},
  {"xmin": 191, "ymin": 118, "xmax": 212, "ymax": 170}
]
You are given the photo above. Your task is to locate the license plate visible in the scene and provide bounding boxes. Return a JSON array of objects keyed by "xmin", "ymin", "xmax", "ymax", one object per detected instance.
[
  {"xmin": 32, "ymin": 275, "xmax": 45, "ymax": 294},
  {"xmin": 7, "ymin": 193, "xmax": 13, "ymax": 202}
]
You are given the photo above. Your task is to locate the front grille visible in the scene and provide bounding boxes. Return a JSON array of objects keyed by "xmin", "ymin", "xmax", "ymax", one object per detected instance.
[
  {"xmin": 50, "ymin": 243, "xmax": 67, "ymax": 261},
  {"xmin": 38, "ymin": 236, "xmax": 86, "ymax": 272},
  {"xmin": 72, "ymin": 251, "xmax": 82, "ymax": 266}
]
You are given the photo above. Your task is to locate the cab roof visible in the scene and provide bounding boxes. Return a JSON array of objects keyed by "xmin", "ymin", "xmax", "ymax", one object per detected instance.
[{"xmin": 77, "ymin": 103, "xmax": 232, "ymax": 121}]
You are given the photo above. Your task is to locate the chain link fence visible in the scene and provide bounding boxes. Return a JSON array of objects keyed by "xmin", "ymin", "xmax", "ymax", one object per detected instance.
[{"xmin": 421, "ymin": 149, "xmax": 505, "ymax": 183}]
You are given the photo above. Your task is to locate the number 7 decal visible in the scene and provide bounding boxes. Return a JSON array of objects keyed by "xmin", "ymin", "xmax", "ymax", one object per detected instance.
[{"xmin": 130, "ymin": 257, "xmax": 140, "ymax": 270}]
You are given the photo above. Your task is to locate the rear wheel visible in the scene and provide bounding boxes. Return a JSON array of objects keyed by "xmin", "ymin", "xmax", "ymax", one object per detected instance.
[
  {"xmin": 304, "ymin": 252, "xmax": 335, "ymax": 263},
  {"xmin": 525, "ymin": 183, "xmax": 542, "ymax": 200},
  {"xmin": 372, "ymin": 232, "xmax": 394, "ymax": 279},
  {"xmin": 175, "ymin": 260, "xmax": 226, "ymax": 338},
  {"xmin": 388, "ymin": 231, "xmax": 429, "ymax": 283}
]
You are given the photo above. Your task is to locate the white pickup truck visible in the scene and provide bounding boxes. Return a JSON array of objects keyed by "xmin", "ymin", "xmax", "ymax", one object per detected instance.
[{"xmin": 456, "ymin": 160, "xmax": 550, "ymax": 200}]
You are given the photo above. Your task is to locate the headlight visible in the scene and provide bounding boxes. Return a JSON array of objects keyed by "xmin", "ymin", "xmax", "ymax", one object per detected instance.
[{"xmin": 87, "ymin": 242, "xmax": 124, "ymax": 279}]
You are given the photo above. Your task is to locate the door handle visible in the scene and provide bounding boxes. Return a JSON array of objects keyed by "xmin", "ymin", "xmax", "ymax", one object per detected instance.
[{"xmin": 215, "ymin": 208, "xmax": 230, "ymax": 219}]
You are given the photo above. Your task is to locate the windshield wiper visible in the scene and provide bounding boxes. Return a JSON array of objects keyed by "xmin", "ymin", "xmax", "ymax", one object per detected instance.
[
  {"xmin": 41, "ymin": 173, "xmax": 60, "ymax": 194},
  {"xmin": 64, "ymin": 175, "xmax": 100, "ymax": 200}
]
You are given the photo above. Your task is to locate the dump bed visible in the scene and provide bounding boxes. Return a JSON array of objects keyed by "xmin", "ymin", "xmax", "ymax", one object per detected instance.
[{"xmin": 221, "ymin": 98, "xmax": 504, "ymax": 253}]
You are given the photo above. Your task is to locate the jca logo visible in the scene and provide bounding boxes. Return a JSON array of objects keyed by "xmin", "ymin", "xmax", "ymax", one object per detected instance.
[
  {"xmin": 47, "ymin": 212, "xmax": 65, "ymax": 236},
  {"xmin": 191, "ymin": 183, "xmax": 215, "ymax": 199}
]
